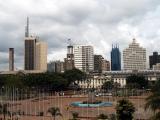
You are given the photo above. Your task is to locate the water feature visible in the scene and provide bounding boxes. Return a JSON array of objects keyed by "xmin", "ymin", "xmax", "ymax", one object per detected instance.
[
  {"xmin": 71, "ymin": 101, "xmax": 112, "ymax": 107},
  {"xmin": 71, "ymin": 91, "xmax": 113, "ymax": 107}
]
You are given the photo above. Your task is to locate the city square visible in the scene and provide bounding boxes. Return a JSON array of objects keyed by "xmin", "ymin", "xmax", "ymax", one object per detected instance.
[{"xmin": 0, "ymin": 89, "xmax": 153, "ymax": 120}]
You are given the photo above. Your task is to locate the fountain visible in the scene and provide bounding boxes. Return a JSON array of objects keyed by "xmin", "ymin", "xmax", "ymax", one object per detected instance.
[
  {"xmin": 71, "ymin": 91, "xmax": 112, "ymax": 108},
  {"xmin": 71, "ymin": 74, "xmax": 112, "ymax": 107}
]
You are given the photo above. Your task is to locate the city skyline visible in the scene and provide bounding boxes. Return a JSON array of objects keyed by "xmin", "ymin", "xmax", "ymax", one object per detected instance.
[{"xmin": 1, "ymin": 0, "xmax": 160, "ymax": 70}]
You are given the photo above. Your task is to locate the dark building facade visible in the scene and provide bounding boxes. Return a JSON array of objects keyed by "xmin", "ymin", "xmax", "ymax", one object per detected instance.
[
  {"xmin": 149, "ymin": 52, "xmax": 160, "ymax": 69},
  {"xmin": 9, "ymin": 48, "xmax": 14, "ymax": 71},
  {"xmin": 24, "ymin": 37, "xmax": 37, "ymax": 70},
  {"xmin": 94, "ymin": 55, "xmax": 103, "ymax": 73},
  {"xmin": 111, "ymin": 44, "xmax": 121, "ymax": 71}
]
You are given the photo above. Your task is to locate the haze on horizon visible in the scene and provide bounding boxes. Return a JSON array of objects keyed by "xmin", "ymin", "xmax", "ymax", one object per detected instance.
[{"xmin": 0, "ymin": 0, "xmax": 160, "ymax": 70}]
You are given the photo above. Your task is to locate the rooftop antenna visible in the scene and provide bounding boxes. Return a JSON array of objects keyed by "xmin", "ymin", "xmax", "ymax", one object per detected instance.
[
  {"xmin": 67, "ymin": 38, "xmax": 72, "ymax": 46},
  {"xmin": 25, "ymin": 17, "xmax": 29, "ymax": 37}
]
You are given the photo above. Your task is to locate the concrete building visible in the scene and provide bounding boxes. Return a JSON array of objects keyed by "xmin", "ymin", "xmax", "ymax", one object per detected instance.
[
  {"xmin": 76, "ymin": 70, "xmax": 160, "ymax": 89},
  {"xmin": 94, "ymin": 55, "xmax": 110, "ymax": 73},
  {"xmin": 94, "ymin": 55, "xmax": 103, "ymax": 73},
  {"xmin": 24, "ymin": 36, "xmax": 37, "ymax": 70},
  {"xmin": 64, "ymin": 45, "xmax": 74, "ymax": 71},
  {"xmin": 111, "ymin": 44, "xmax": 121, "ymax": 71},
  {"xmin": 149, "ymin": 52, "xmax": 160, "ymax": 69},
  {"xmin": 102, "ymin": 59, "xmax": 110, "ymax": 71},
  {"xmin": 153, "ymin": 63, "xmax": 160, "ymax": 70},
  {"xmin": 123, "ymin": 38, "xmax": 146, "ymax": 70},
  {"xmin": 9, "ymin": 48, "xmax": 14, "ymax": 71},
  {"xmin": 36, "ymin": 42, "xmax": 47, "ymax": 71},
  {"xmin": 24, "ymin": 18, "xmax": 47, "ymax": 71},
  {"xmin": 74, "ymin": 45, "xmax": 94, "ymax": 73},
  {"xmin": 47, "ymin": 61, "xmax": 64, "ymax": 73},
  {"xmin": 76, "ymin": 75, "xmax": 111, "ymax": 89}
]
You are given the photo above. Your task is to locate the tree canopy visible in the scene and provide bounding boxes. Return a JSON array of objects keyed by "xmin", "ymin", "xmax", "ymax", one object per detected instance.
[
  {"xmin": 145, "ymin": 79, "xmax": 160, "ymax": 120},
  {"xmin": 0, "ymin": 69, "xmax": 85, "ymax": 91},
  {"xmin": 126, "ymin": 75, "xmax": 148, "ymax": 89},
  {"xmin": 116, "ymin": 99, "xmax": 135, "ymax": 120}
]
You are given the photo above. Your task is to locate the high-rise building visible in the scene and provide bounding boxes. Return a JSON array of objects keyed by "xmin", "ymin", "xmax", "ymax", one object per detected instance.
[
  {"xmin": 47, "ymin": 61, "xmax": 64, "ymax": 73},
  {"xmin": 64, "ymin": 44, "xmax": 74, "ymax": 71},
  {"xmin": 36, "ymin": 42, "xmax": 47, "ymax": 71},
  {"xmin": 111, "ymin": 44, "xmax": 121, "ymax": 71},
  {"xmin": 149, "ymin": 52, "xmax": 160, "ymax": 69},
  {"xmin": 74, "ymin": 45, "xmax": 94, "ymax": 73},
  {"xmin": 9, "ymin": 48, "xmax": 14, "ymax": 71},
  {"xmin": 24, "ymin": 37, "xmax": 37, "ymax": 70},
  {"xmin": 123, "ymin": 38, "xmax": 146, "ymax": 70},
  {"xmin": 24, "ymin": 18, "xmax": 47, "ymax": 71},
  {"xmin": 94, "ymin": 55, "xmax": 103, "ymax": 73}
]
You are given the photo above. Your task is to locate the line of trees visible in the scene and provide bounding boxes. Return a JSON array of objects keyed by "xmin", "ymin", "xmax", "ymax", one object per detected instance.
[{"xmin": 0, "ymin": 68, "xmax": 85, "ymax": 91}]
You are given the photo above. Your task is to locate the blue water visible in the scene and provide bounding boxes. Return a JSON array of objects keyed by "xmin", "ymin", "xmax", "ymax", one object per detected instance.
[{"xmin": 71, "ymin": 101, "xmax": 112, "ymax": 107}]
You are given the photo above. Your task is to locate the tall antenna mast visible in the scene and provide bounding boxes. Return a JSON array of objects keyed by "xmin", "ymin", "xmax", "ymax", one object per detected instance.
[
  {"xmin": 25, "ymin": 17, "xmax": 29, "ymax": 37},
  {"xmin": 67, "ymin": 38, "xmax": 72, "ymax": 46}
]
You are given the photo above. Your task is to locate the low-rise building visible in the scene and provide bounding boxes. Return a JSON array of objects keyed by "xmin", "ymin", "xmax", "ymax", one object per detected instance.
[
  {"xmin": 47, "ymin": 61, "xmax": 64, "ymax": 73},
  {"xmin": 76, "ymin": 70, "xmax": 160, "ymax": 89}
]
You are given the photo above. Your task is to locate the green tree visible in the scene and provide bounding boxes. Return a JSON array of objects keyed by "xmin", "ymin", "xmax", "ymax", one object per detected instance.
[
  {"xmin": 48, "ymin": 107, "xmax": 62, "ymax": 120},
  {"xmin": 102, "ymin": 81, "xmax": 113, "ymax": 92},
  {"xmin": 63, "ymin": 68, "xmax": 85, "ymax": 85},
  {"xmin": 116, "ymin": 99, "xmax": 135, "ymax": 120},
  {"xmin": 126, "ymin": 75, "xmax": 148, "ymax": 89},
  {"xmin": 113, "ymin": 82, "xmax": 121, "ymax": 96},
  {"xmin": 145, "ymin": 79, "xmax": 160, "ymax": 120}
]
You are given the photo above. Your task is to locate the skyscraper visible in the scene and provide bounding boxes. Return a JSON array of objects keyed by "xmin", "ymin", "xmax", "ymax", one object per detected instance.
[
  {"xmin": 94, "ymin": 55, "xmax": 103, "ymax": 73},
  {"xmin": 74, "ymin": 45, "xmax": 94, "ymax": 73},
  {"xmin": 36, "ymin": 42, "xmax": 47, "ymax": 71},
  {"xmin": 123, "ymin": 38, "xmax": 146, "ymax": 70},
  {"xmin": 9, "ymin": 48, "xmax": 14, "ymax": 71},
  {"xmin": 24, "ymin": 37, "xmax": 37, "ymax": 70},
  {"xmin": 24, "ymin": 18, "xmax": 47, "ymax": 71},
  {"xmin": 111, "ymin": 44, "xmax": 121, "ymax": 71},
  {"xmin": 149, "ymin": 52, "xmax": 160, "ymax": 69}
]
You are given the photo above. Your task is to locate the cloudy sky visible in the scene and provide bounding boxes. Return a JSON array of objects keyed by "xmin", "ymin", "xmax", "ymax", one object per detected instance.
[{"xmin": 1, "ymin": 0, "xmax": 160, "ymax": 70}]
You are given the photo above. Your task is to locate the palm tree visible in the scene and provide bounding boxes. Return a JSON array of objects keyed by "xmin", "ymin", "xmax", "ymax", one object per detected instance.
[
  {"xmin": 48, "ymin": 107, "xmax": 62, "ymax": 120},
  {"xmin": 116, "ymin": 99, "xmax": 135, "ymax": 120},
  {"xmin": 0, "ymin": 103, "xmax": 10, "ymax": 120},
  {"xmin": 145, "ymin": 79, "xmax": 160, "ymax": 120}
]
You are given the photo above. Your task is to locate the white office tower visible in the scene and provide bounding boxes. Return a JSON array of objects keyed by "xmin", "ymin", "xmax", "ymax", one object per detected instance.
[
  {"xmin": 123, "ymin": 38, "xmax": 146, "ymax": 71},
  {"xmin": 36, "ymin": 42, "xmax": 48, "ymax": 71},
  {"xmin": 74, "ymin": 45, "xmax": 94, "ymax": 73}
]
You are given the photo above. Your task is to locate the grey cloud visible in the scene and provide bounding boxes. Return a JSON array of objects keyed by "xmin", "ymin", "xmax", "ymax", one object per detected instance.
[{"xmin": 1, "ymin": 0, "xmax": 160, "ymax": 70}]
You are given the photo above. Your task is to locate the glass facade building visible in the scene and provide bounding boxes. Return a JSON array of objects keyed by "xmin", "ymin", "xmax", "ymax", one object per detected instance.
[{"xmin": 111, "ymin": 45, "xmax": 121, "ymax": 71}]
